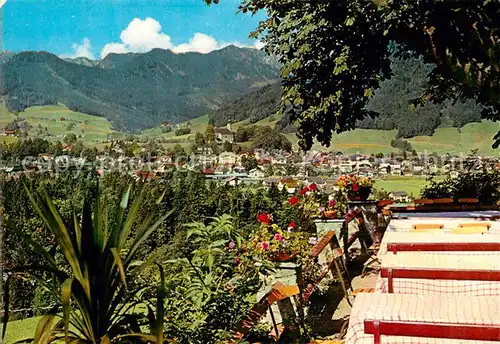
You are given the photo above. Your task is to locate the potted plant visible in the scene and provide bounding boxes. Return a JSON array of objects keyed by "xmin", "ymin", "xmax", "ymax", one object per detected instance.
[
  {"xmin": 337, "ymin": 174, "xmax": 374, "ymax": 201},
  {"xmin": 321, "ymin": 195, "xmax": 347, "ymax": 219},
  {"xmin": 250, "ymin": 214, "xmax": 308, "ymax": 262}
]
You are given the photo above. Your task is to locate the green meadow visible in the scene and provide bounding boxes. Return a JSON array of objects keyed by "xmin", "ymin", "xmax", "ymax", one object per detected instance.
[
  {"xmin": 0, "ymin": 102, "xmax": 113, "ymax": 145},
  {"xmin": 1, "ymin": 99, "xmax": 498, "ymax": 156}
]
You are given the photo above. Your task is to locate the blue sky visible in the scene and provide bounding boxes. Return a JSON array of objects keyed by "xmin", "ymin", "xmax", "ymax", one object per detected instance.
[{"xmin": 1, "ymin": 0, "xmax": 266, "ymax": 59}]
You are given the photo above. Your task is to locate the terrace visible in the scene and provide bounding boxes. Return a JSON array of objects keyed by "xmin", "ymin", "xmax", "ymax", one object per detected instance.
[{"xmin": 236, "ymin": 196, "xmax": 500, "ymax": 343}]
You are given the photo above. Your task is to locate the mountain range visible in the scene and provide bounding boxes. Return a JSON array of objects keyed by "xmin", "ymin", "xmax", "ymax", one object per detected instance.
[{"xmin": 1, "ymin": 46, "xmax": 280, "ymax": 131}]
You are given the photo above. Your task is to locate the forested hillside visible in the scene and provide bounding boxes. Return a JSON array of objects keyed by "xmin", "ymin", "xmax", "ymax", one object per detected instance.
[
  {"xmin": 207, "ymin": 55, "xmax": 485, "ymax": 139},
  {"xmin": 357, "ymin": 56, "xmax": 484, "ymax": 138},
  {"xmin": 209, "ymin": 82, "xmax": 282, "ymax": 126},
  {"xmin": 1, "ymin": 46, "xmax": 279, "ymax": 131}
]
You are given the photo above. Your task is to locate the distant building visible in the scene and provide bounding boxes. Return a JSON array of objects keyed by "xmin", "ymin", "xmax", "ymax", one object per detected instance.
[
  {"xmin": 226, "ymin": 176, "xmax": 242, "ymax": 186},
  {"xmin": 389, "ymin": 191, "xmax": 410, "ymax": 203},
  {"xmin": 4, "ymin": 129, "xmax": 16, "ymax": 137},
  {"xmin": 215, "ymin": 123, "xmax": 235, "ymax": 143},
  {"xmin": 218, "ymin": 152, "xmax": 238, "ymax": 165},
  {"xmin": 249, "ymin": 168, "xmax": 266, "ymax": 179}
]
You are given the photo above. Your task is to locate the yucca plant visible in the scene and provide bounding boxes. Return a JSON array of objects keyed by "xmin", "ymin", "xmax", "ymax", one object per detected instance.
[{"xmin": 2, "ymin": 183, "xmax": 171, "ymax": 343}]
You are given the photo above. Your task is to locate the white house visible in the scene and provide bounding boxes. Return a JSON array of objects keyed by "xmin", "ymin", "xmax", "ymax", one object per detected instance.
[
  {"xmin": 226, "ymin": 177, "xmax": 242, "ymax": 186},
  {"xmin": 249, "ymin": 168, "xmax": 266, "ymax": 179},
  {"xmin": 218, "ymin": 152, "xmax": 238, "ymax": 165},
  {"xmin": 356, "ymin": 160, "xmax": 372, "ymax": 171},
  {"xmin": 389, "ymin": 191, "xmax": 411, "ymax": 203},
  {"xmin": 215, "ymin": 123, "xmax": 235, "ymax": 143}
]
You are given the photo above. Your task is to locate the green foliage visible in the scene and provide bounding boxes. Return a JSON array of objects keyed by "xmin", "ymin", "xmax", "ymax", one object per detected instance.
[
  {"xmin": 220, "ymin": 140, "xmax": 230, "ymax": 152},
  {"xmin": 250, "ymin": 126, "xmax": 292, "ymax": 152},
  {"xmin": 3, "ymin": 182, "xmax": 171, "ymax": 342},
  {"xmin": 194, "ymin": 131, "xmax": 206, "ymax": 147},
  {"xmin": 390, "ymin": 138, "xmax": 413, "ymax": 152},
  {"xmin": 241, "ymin": 156, "xmax": 258, "ymax": 172},
  {"xmin": 442, "ymin": 98, "xmax": 483, "ymax": 127},
  {"xmin": 205, "ymin": 124, "xmax": 216, "ymax": 144},
  {"xmin": 2, "ymin": 171, "xmax": 295, "ymax": 340},
  {"xmin": 160, "ymin": 216, "xmax": 263, "ymax": 343},
  {"xmin": 63, "ymin": 133, "xmax": 77, "ymax": 145},
  {"xmin": 223, "ymin": 0, "xmax": 500, "ymax": 149},
  {"xmin": 235, "ymin": 126, "xmax": 255, "ymax": 143},
  {"xmin": 210, "ymin": 83, "xmax": 282, "ymax": 126},
  {"xmin": 30, "ymin": 287, "xmax": 60, "ymax": 317},
  {"xmin": 175, "ymin": 127, "xmax": 192, "ymax": 136},
  {"xmin": 421, "ymin": 168, "xmax": 500, "ymax": 205}
]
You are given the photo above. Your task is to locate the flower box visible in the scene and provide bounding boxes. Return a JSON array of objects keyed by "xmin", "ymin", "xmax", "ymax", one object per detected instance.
[{"xmin": 268, "ymin": 252, "xmax": 296, "ymax": 262}]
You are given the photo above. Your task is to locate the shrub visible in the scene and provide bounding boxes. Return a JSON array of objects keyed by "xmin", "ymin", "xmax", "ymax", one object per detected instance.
[
  {"xmin": 175, "ymin": 127, "xmax": 191, "ymax": 136},
  {"xmin": 421, "ymin": 168, "xmax": 500, "ymax": 205}
]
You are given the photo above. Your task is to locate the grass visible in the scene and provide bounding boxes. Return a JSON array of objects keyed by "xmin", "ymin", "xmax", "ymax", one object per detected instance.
[
  {"xmin": 286, "ymin": 121, "xmax": 499, "ymax": 155},
  {"xmin": 1, "ymin": 98, "xmax": 497, "ymax": 155},
  {"xmin": 373, "ymin": 176, "xmax": 443, "ymax": 197},
  {"xmin": 0, "ymin": 101, "xmax": 113, "ymax": 145},
  {"xmin": 139, "ymin": 112, "xmax": 499, "ymax": 155},
  {"xmin": 2, "ymin": 316, "xmax": 43, "ymax": 343},
  {"xmin": 2, "ymin": 302, "xmax": 151, "ymax": 343}
]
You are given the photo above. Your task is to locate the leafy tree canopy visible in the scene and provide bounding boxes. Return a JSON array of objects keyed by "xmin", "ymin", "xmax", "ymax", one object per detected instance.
[{"xmin": 206, "ymin": 0, "xmax": 500, "ymax": 149}]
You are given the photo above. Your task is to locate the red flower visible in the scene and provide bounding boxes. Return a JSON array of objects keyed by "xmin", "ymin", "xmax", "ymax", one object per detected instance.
[
  {"xmin": 257, "ymin": 213, "xmax": 271, "ymax": 224},
  {"xmin": 287, "ymin": 221, "xmax": 297, "ymax": 229},
  {"xmin": 309, "ymin": 183, "xmax": 317, "ymax": 191},
  {"xmin": 299, "ymin": 186, "xmax": 309, "ymax": 195},
  {"xmin": 352, "ymin": 183, "xmax": 360, "ymax": 192},
  {"xmin": 288, "ymin": 196, "xmax": 300, "ymax": 206}
]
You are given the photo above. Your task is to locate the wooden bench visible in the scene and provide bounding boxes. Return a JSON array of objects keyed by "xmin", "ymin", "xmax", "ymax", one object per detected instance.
[
  {"xmin": 387, "ymin": 242, "xmax": 500, "ymax": 253},
  {"xmin": 379, "ymin": 267, "xmax": 500, "ymax": 293},
  {"xmin": 364, "ymin": 319, "xmax": 500, "ymax": 344}
]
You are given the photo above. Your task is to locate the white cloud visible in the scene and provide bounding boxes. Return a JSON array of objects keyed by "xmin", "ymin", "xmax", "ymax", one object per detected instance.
[
  {"xmin": 120, "ymin": 17, "xmax": 173, "ymax": 53},
  {"xmin": 172, "ymin": 33, "xmax": 218, "ymax": 54},
  {"xmin": 99, "ymin": 17, "xmax": 264, "ymax": 58},
  {"xmin": 0, "ymin": 0, "xmax": 7, "ymax": 9},
  {"xmin": 100, "ymin": 42, "xmax": 129, "ymax": 59},
  {"xmin": 63, "ymin": 37, "xmax": 95, "ymax": 60}
]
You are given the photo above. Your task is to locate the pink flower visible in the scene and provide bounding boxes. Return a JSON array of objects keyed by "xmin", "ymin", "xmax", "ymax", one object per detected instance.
[
  {"xmin": 287, "ymin": 221, "xmax": 297, "ymax": 230},
  {"xmin": 309, "ymin": 183, "xmax": 317, "ymax": 191},
  {"xmin": 228, "ymin": 240, "xmax": 235, "ymax": 249},
  {"xmin": 299, "ymin": 186, "xmax": 309, "ymax": 195},
  {"xmin": 274, "ymin": 233, "xmax": 283, "ymax": 241},
  {"xmin": 261, "ymin": 241, "xmax": 269, "ymax": 250},
  {"xmin": 288, "ymin": 196, "xmax": 299, "ymax": 206},
  {"xmin": 328, "ymin": 199, "xmax": 336, "ymax": 207}
]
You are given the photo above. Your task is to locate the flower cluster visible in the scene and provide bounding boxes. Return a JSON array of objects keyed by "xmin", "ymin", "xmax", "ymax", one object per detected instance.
[
  {"xmin": 318, "ymin": 192, "xmax": 347, "ymax": 219},
  {"xmin": 337, "ymin": 174, "xmax": 373, "ymax": 192},
  {"xmin": 252, "ymin": 213, "xmax": 306, "ymax": 260},
  {"xmin": 286, "ymin": 183, "xmax": 323, "ymax": 220}
]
